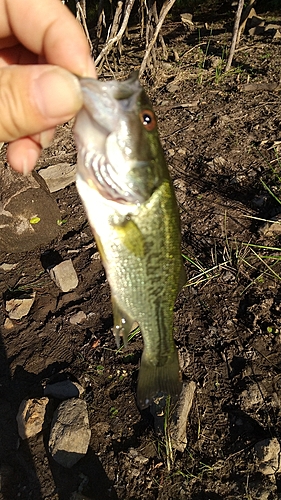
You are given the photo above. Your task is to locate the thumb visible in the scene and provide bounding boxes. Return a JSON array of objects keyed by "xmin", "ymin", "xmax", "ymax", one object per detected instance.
[{"xmin": 0, "ymin": 65, "xmax": 83, "ymax": 142}]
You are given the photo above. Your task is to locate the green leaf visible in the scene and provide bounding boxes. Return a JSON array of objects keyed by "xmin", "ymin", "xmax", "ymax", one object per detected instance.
[{"xmin": 30, "ymin": 216, "xmax": 41, "ymax": 224}]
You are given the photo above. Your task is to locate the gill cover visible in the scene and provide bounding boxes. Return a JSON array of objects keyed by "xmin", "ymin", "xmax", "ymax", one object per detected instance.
[{"xmin": 74, "ymin": 73, "xmax": 164, "ymax": 205}]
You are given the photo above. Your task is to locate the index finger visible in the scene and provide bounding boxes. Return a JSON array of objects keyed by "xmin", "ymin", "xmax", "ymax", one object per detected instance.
[{"xmin": 0, "ymin": 0, "xmax": 96, "ymax": 77}]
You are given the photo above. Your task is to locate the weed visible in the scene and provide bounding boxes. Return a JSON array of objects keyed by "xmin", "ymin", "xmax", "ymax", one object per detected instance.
[
  {"xmin": 109, "ymin": 406, "xmax": 118, "ymax": 417},
  {"xmin": 182, "ymin": 252, "xmax": 232, "ymax": 288},
  {"xmin": 115, "ymin": 325, "xmax": 140, "ymax": 354},
  {"xmin": 163, "ymin": 396, "xmax": 174, "ymax": 472}
]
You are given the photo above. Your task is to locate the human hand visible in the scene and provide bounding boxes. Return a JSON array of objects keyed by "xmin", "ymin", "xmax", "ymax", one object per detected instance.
[{"xmin": 0, "ymin": 0, "xmax": 96, "ymax": 173}]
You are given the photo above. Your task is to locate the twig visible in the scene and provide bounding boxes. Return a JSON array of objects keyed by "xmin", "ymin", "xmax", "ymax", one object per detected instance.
[
  {"xmin": 225, "ymin": 0, "xmax": 244, "ymax": 72},
  {"xmin": 76, "ymin": 1, "xmax": 93, "ymax": 52},
  {"xmin": 139, "ymin": 0, "xmax": 177, "ymax": 77},
  {"xmin": 95, "ymin": 0, "xmax": 135, "ymax": 67}
]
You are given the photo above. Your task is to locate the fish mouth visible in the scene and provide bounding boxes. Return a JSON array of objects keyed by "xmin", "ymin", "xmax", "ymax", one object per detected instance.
[{"xmin": 82, "ymin": 148, "xmax": 151, "ymax": 205}]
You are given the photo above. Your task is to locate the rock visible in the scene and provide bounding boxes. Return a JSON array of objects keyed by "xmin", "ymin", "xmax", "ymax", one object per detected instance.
[
  {"xmin": 128, "ymin": 448, "xmax": 149, "ymax": 465},
  {"xmin": 247, "ymin": 7, "xmax": 257, "ymax": 20},
  {"xmin": 209, "ymin": 56, "xmax": 222, "ymax": 69},
  {"xmin": 174, "ymin": 179, "xmax": 189, "ymax": 206},
  {"xmin": 44, "ymin": 380, "xmax": 84, "ymax": 400},
  {"xmin": 178, "ymin": 149, "xmax": 186, "ymax": 156},
  {"xmin": 5, "ymin": 291, "xmax": 36, "ymax": 320},
  {"xmin": 49, "ymin": 398, "xmax": 91, "ymax": 468},
  {"xmin": 166, "ymin": 82, "xmax": 180, "ymax": 93},
  {"xmin": 0, "ymin": 262, "xmax": 18, "ymax": 271},
  {"xmin": 248, "ymin": 16, "xmax": 265, "ymax": 28},
  {"xmin": 170, "ymin": 381, "xmax": 196, "ymax": 452},
  {"xmin": 38, "ymin": 163, "xmax": 76, "ymax": 193},
  {"xmin": 254, "ymin": 437, "xmax": 281, "ymax": 475},
  {"xmin": 180, "ymin": 13, "xmax": 194, "ymax": 31},
  {"xmin": 16, "ymin": 397, "xmax": 49, "ymax": 439},
  {"xmin": 260, "ymin": 214, "xmax": 281, "ymax": 237},
  {"xmin": 240, "ymin": 383, "xmax": 265, "ymax": 410},
  {"xmin": 0, "ymin": 163, "xmax": 60, "ymax": 253},
  {"xmin": 248, "ymin": 478, "xmax": 277, "ymax": 500},
  {"xmin": 3, "ymin": 318, "xmax": 14, "ymax": 330},
  {"xmin": 48, "ymin": 260, "xmax": 78, "ymax": 292},
  {"xmin": 264, "ymin": 23, "xmax": 281, "ymax": 33},
  {"xmin": 273, "ymin": 30, "xmax": 281, "ymax": 40},
  {"xmin": 69, "ymin": 311, "xmax": 87, "ymax": 325},
  {"xmin": 249, "ymin": 26, "xmax": 265, "ymax": 36}
]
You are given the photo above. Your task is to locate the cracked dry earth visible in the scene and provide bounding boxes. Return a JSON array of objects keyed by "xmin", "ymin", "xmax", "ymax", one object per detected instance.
[{"xmin": 1, "ymin": 9, "xmax": 281, "ymax": 500}]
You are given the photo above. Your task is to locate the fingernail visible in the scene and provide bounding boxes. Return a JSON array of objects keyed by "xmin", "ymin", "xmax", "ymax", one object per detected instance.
[
  {"xmin": 39, "ymin": 129, "xmax": 55, "ymax": 149},
  {"xmin": 33, "ymin": 67, "xmax": 83, "ymax": 120},
  {"xmin": 22, "ymin": 158, "xmax": 29, "ymax": 176},
  {"xmin": 22, "ymin": 148, "xmax": 39, "ymax": 174},
  {"xmin": 82, "ymin": 55, "xmax": 97, "ymax": 78}
]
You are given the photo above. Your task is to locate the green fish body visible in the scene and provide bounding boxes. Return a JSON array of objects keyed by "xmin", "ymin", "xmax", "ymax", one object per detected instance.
[{"xmin": 74, "ymin": 73, "xmax": 184, "ymax": 409}]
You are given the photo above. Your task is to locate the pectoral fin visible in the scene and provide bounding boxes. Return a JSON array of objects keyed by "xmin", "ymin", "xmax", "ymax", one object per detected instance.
[{"xmin": 112, "ymin": 297, "xmax": 135, "ymax": 347}]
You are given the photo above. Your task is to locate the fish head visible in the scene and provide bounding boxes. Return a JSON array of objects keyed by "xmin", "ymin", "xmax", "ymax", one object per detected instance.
[{"xmin": 74, "ymin": 72, "xmax": 165, "ymax": 205}]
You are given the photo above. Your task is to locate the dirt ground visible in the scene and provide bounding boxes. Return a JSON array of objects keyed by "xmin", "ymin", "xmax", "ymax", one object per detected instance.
[{"xmin": 1, "ymin": 6, "xmax": 281, "ymax": 500}]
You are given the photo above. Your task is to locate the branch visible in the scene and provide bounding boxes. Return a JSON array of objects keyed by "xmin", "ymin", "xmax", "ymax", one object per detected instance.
[
  {"xmin": 95, "ymin": 0, "xmax": 136, "ymax": 67},
  {"xmin": 139, "ymin": 0, "xmax": 177, "ymax": 77},
  {"xmin": 225, "ymin": 0, "xmax": 244, "ymax": 72}
]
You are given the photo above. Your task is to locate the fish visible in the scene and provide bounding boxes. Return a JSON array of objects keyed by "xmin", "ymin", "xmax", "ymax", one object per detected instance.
[{"xmin": 73, "ymin": 72, "xmax": 185, "ymax": 409}]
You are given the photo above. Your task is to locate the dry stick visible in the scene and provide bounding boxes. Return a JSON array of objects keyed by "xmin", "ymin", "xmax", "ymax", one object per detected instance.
[
  {"xmin": 96, "ymin": 0, "xmax": 106, "ymax": 42},
  {"xmin": 139, "ymin": 0, "xmax": 177, "ymax": 77},
  {"xmin": 146, "ymin": 0, "xmax": 157, "ymax": 72},
  {"xmin": 225, "ymin": 0, "xmax": 244, "ymax": 72},
  {"xmin": 151, "ymin": 1, "xmax": 168, "ymax": 60},
  {"xmin": 140, "ymin": 0, "xmax": 145, "ymax": 39},
  {"xmin": 237, "ymin": 0, "xmax": 256, "ymax": 46},
  {"xmin": 76, "ymin": 1, "xmax": 93, "ymax": 52},
  {"xmin": 80, "ymin": 0, "xmax": 86, "ymax": 17},
  {"xmin": 110, "ymin": 0, "xmax": 124, "ymax": 40},
  {"xmin": 95, "ymin": 0, "xmax": 136, "ymax": 67}
]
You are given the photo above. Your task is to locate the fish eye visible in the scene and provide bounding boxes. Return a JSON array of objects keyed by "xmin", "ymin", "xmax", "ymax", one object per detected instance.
[{"xmin": 139, "ymin": 109, "xmax": 156, "ymax": 131}]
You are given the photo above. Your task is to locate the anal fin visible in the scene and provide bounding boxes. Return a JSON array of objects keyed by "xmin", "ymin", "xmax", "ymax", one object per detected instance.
[{"xmin": 112, "ymin": 297, "xmax": 135, "ymax": 347}]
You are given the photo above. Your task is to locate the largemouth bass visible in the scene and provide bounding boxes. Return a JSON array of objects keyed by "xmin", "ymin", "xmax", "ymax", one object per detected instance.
[{"xmin": 74, "ymin": 73, "xmax": 184, "ymax": 409}]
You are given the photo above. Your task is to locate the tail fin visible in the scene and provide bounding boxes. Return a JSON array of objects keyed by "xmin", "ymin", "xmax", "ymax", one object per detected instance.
[{"xmin": 137, "ymin": 348, "xmax": 182, "ymax": 409}]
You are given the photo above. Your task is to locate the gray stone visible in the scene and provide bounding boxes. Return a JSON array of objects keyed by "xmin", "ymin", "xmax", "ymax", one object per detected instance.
[
  {"xmin": 49, "ymin": 398, "xmax": 91, "ymax": 468},
  {"xmin": 69, "ymin": 310, "xmax": 87, "ymax": 325},
  {"xmin": 44, "ymin": 380, "xmax": 84, "ymax": 400},
  {"xmin": 38, "ymin": 163, "xmax": 76, "ymax": 192},
  {"xmin": 0, "ymin": 262, "xmax": 18, "ymax": 271},
  {"xmin": 0, "ymin": 163, "xmax": 60, "ymax": 252},
  {"xmin": 170, "ymin": 381, "xmax": 196, "ymax": 452},
  {"xmin": 180, "ymin": 12, "xmax": 194, "ymax": 32},
  {"xmin": 6, "ymin": 291, "xmax": 36, "ymax": 320},
  {"xmin": 260, "ymin": 214, "xmax": 281, "ymax": 237},
  {"xmin": 254, "ymin": 437, "xmax": 281, "ymax": 475},
  {"xmin": 48, "ymin": 260, "xmax": 78, "ymax": 292},
  {"xmin": 16, "ymin": 397, "xmax": 49, "ymax": 439},
  {"xmin": 240, "ymin": 383, "xmax": 265, "ymax": 410}
]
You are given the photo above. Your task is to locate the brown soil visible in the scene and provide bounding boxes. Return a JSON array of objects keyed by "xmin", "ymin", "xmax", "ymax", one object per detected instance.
[{"xmin": 1, "ymin": 9, "xmax": 281, "ymax": 500}]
